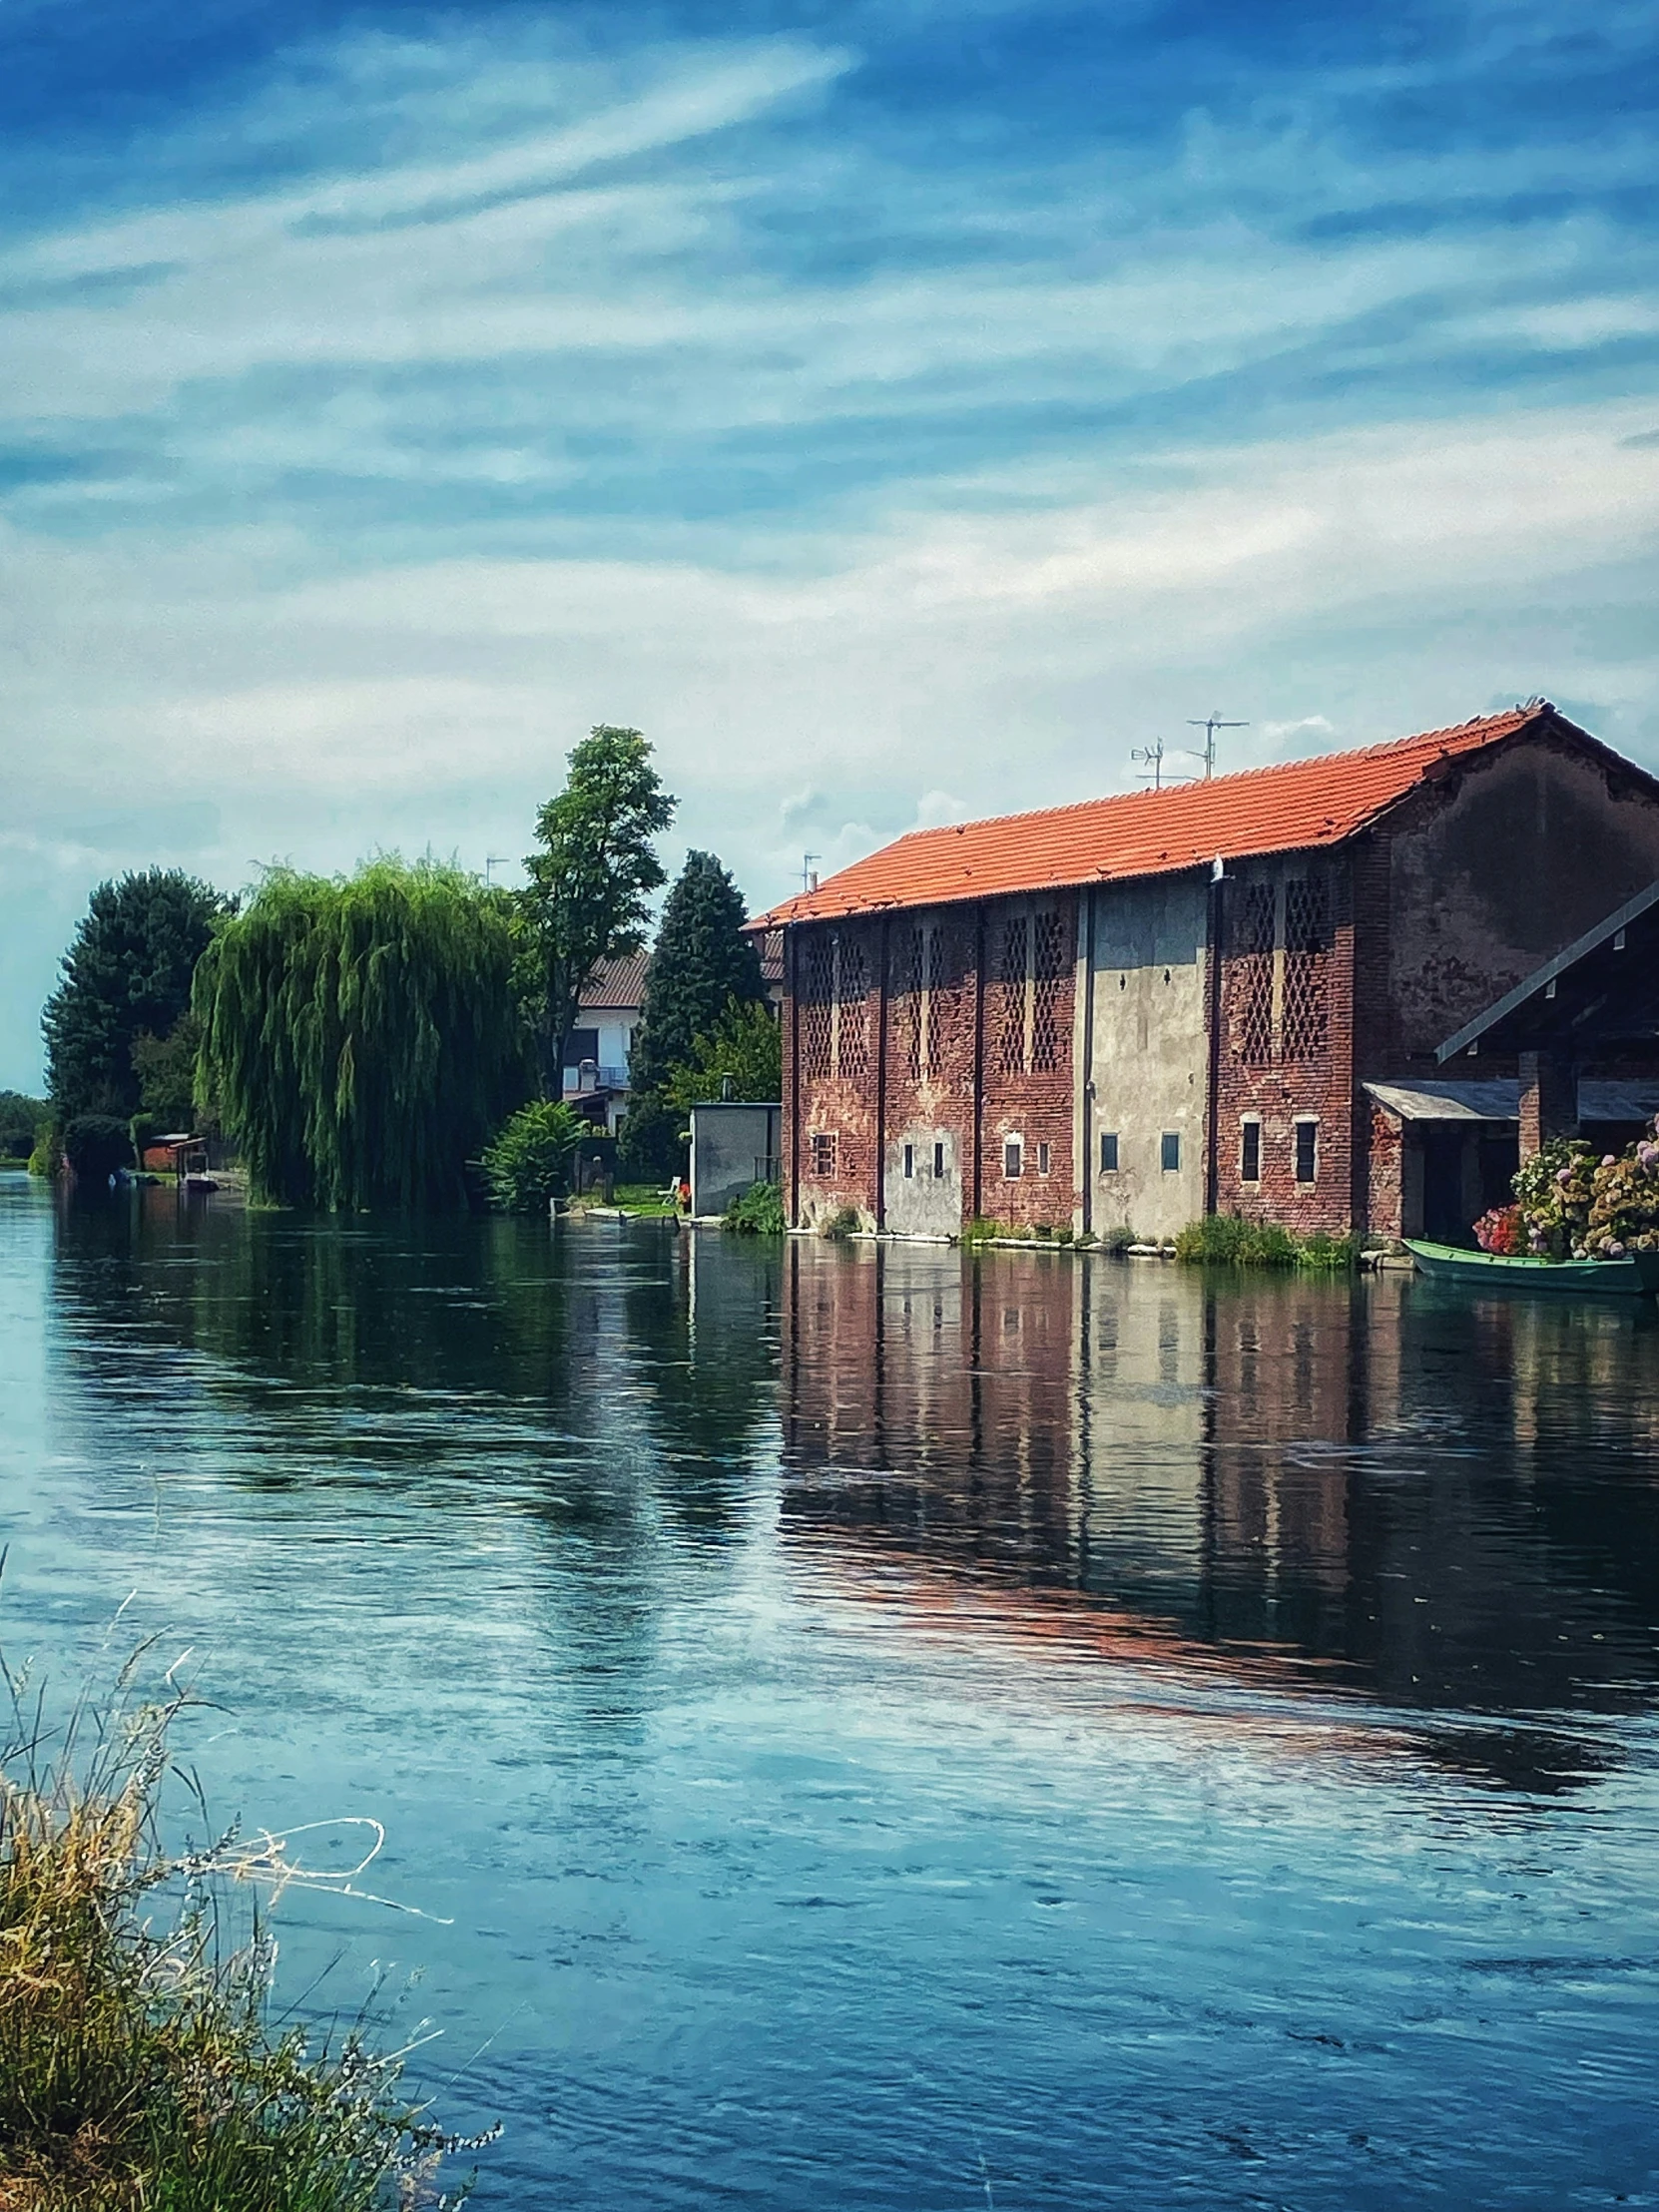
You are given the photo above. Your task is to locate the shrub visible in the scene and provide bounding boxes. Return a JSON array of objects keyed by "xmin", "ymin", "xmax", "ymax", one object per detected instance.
[
  {"xmin": 1511, "ymin": 1137, "xmax": 1595, "ymax": 1257},
  {"xmin": 820, "ymin": 1205, "xmax": 861, "ymax": 1241},
  {"xmin": 480, "ymin": 1099, "xmax": 585, "ymax": 1213},
  {"xmin": 725, "ymin": 1180, "xmax": 786, "ymax": 1236},
  {"xmin": 1097, "ymin": 1224, "xmax": 1139, "ymax": 1254},
  {"xmin": 1175, "ymin": 1216, "xmax": 1297, "ymax": 1268},
  {"xmin": 1474, "ymin": 1203, "xmax": 1526, "ymax": 1255},
  {"xmin": 27, "ymin": 1130, "xmax": 62, "ymax": 1181},
  {"xmin": 1296, "ymin": 1229, "xmax": 1363, "ymax": 1271},
  {"xmin": 62, "ymin": 1115, "xmax": 134, "ymax": 1185},
  {"xmin": 1581, "ymin": 1117, "xmax": 1659, "ymax": 1258}
]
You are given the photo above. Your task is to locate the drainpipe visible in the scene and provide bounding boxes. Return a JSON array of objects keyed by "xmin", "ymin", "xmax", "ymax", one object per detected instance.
[
  {"xmin": 1204, "ymin": 857, "xmax": 1226, "ymax": 1219},
  {"xmin": 787, "ymin": 925, "xmax": 801, "ymax": 1228},
  {"xmin": 874, "ymin": 916, "xmax": 889, "ymax": 1232},
  {"xmin": 1079, "ymin": 885, "xmax": 1096, "ymax": 1238},
  {"xmin": 971, "ymin": 902, "xmax": 986, "ymax": 1225}
]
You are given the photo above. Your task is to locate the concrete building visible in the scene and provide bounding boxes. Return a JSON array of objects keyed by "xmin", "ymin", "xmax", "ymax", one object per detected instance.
[{"xmin": 751, "ymin": 707, "xmax": 1659, "ymax": 1243}]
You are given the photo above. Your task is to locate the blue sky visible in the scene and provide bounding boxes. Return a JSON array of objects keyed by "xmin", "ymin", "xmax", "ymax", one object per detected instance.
[{"xmin": 3, "ymin": 0, "xmax": 1657, "ymax": 1088}]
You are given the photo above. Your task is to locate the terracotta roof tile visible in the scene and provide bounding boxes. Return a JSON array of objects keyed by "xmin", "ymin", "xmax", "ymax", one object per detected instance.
[
  {"xmin": 579, "ymin": 950, "xmax": 650, "ymax": 1008},
  {"xmin": 752, "ymin": 709, "xmax": 1552, "ymax": 928}
]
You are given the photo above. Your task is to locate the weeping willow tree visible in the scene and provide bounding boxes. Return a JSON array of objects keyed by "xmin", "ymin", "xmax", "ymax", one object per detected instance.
[{"xmin": 195, "ymin": 858, "xmax": 528, "ymax": 1209}]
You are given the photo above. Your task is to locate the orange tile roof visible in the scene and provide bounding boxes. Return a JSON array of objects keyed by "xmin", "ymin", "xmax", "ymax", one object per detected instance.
[
  {"xmin": 753, "ymin": 708, "xmax": 1561, "ymax": 928},
  {"xmin": 579, "ymin": 950, "xmax": 650, "ymax": 1008}
]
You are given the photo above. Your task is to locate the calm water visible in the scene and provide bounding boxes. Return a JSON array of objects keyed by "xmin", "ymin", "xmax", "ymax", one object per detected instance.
[{"xmin": 3, "ymin": 1171, "xmax": 1659, "ymax": 2208}]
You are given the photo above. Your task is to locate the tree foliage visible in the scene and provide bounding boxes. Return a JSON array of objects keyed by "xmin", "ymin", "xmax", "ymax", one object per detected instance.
[
  {"xmin": 663, "ymin": 998, "xmax": 781, "ymax": 1117},
  {"xmin": 620, "ymin": 850, "xmax": 766, "ymax": 1177},
  {"xmin": 131, "ymin": 1013, "xmax": 206, "ymax": 1131},
  {"xmin": 0, "ymin": 1091, "xmax": 48, "ymax": 1162},
  {"xmin": 62, "ymin": 1114, "xmax": 134, "ymax": 1184},
  {"xmin": 480, "ymin": 1099, "xmax": 586, "ymax": 1213},
  {"xmin": 195, "ymin": 858, "xmax": 527, "ymax": 1210},
  {"xmin": 43, "ymin": 871, "xmax": 226, "ymax": 1121},
  {"xmin": 520, "ymin": 727, "xmax": 675, "ymax": 1092}
]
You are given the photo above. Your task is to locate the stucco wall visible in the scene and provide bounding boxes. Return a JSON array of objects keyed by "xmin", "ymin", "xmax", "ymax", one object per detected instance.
[
  {"xmin": 1084, "ymin": 874, "xmax": 1209, "ymax": 1239},
  {"xmin": 690, "ymin": 1103, "xmax": 782, "ymax": 1217}
]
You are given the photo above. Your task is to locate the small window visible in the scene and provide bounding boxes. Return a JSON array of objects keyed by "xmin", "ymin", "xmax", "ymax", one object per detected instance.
[
  {"xmin": 1036, "ymin": 1141, "xmax": 1051, "ymax": 1176},
  {"xmin": 1241, "ymin": 1120, "xmax": 1261, "ymax": 1182},
  {"xmin": 1099, "ymin": 1131, "xmax": 1119, "ymax": 1175},
  {"xmin": 811, "ymin": 1132, "xmax": 837, "ymax": 1178},
  {"xmin": 933, "ymin": 1141, "xmax": 945, "ymax": 1179},
  {"xmin": 902, "ymin": 1143, "xmax": 914, "ymax": 1180},
  {"xmin": 1160, "ymin": 1131, "xmax": 1181, "ymax": 1174},
  {"xmin": 1003, "ymin": 1138, "xmax": 1023, "ymax": 1179},
  {"xmin": 1295, "ymin": 1120, "xmax": 1318, "ymax": 1184}
]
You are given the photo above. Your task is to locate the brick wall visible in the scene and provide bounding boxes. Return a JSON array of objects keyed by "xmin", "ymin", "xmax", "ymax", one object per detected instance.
[
  {"xmin": 1212, "ymin": 854, "xmax": 1360, "ymax": 1235},
  {"xmin": 785, "ymin": 893, "xmax": 1077, "ymax": 1234}
]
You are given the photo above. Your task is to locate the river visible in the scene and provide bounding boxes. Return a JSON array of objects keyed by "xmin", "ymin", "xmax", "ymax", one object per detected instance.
[{"xmin": 2, "ymin": 1169, "xmax": 1658, "ymax": 2207}]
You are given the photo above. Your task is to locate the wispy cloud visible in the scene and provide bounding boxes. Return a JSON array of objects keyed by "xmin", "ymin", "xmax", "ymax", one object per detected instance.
[{"xmin": 1, "ymin": 0, "xmax": 1656, "ymax": 1083}]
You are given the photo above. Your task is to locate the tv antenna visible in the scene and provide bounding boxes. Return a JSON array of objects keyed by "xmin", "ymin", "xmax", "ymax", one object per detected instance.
[
  {"xmin": 802, "ymin": 851, "xmax": 822, "ymax": 893},
  {"xmin": 1185, "ymin": 713, "xmax": 1249, "ymax": 781},
  {"xmin": 1132, "ymin": 740, "xmax": 1187, "ymax": 793},
  {"xmin": 484, "ymin": 855, "xmax": 512, "ymax": 885}
]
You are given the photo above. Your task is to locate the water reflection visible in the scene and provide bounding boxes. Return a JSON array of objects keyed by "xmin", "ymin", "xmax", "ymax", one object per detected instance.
[{"xmin": 781, "ymin": 1241, "xmax": 1659, "ymax": 1782}]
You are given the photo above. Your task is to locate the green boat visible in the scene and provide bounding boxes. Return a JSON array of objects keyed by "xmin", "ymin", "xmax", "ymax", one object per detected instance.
[{"xmin": 1404, "ymin": 1239, "xmax": 1659, "ymax": 1297}]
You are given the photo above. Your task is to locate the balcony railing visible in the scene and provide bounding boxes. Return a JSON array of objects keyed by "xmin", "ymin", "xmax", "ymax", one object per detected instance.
[{"xmin": 562, "ymin": 1064, "xmax": 631, "ymax": 1094}]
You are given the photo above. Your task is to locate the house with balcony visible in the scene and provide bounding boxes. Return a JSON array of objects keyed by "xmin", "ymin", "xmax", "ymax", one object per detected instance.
[{"xmin": 562, "ymin": 951, "xmax": 648, "ymax": 1134}]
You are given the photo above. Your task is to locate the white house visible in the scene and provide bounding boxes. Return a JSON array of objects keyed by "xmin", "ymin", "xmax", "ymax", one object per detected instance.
[{"xmin": 562, "ymin": 952, "xmax": 648, "ymax": 1134}]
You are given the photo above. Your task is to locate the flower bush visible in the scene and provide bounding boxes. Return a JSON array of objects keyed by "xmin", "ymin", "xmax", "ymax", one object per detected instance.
[
  {"xmin": 1473, "ymin": 1203, "xmax": 1526, "ymax": 1255},
  {"xmin": 1582, "ymin": 1119, "xmax": 1659, "ymax": 1258},
  {"xmin": 1510, "ymin": 1137, "xmax": 1595, "ymax": 1257}
]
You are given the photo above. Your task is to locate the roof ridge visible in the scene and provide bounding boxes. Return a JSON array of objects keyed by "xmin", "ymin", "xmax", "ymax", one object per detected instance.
[{"xmin": 882, "ymin": 708, "xmax": 1538, "ymax": 848}]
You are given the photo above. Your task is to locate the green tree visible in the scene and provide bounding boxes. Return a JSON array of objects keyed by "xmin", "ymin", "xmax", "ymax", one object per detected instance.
[
  {"xmin": 664, "ymin": 998, "xmax": 781, "ymax": 1117},
  {"xmin": 620, "ymin": 850, "xmax": 766, "ymax": 1178},
  {"xmin": 0, "ymin": 1091, "xmax": 49, "ymax": 1162},
  {"xmin": 131, "ymin": 1012, "xmax": 205, "ymax": 1130},
  {"xmin": 42, "ymin": 870, "xmax": 226, "ymax": 1121},
  {"xmin": 520, "ymin": 727, "xmax": 675, "ymax": 1094},
  {"xmin": 480, "ymin": 1099, "xmax": 586, "ymax": 1213},
  {"xmin": 195, "ymin": 857, "xmax": 527, "ymax": 1210}
]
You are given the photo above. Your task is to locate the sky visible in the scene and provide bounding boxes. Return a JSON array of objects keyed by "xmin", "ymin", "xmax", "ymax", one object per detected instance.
[{"xmin": 3, "ymin": 0, "xmax": 1658, "ymax": 1090}]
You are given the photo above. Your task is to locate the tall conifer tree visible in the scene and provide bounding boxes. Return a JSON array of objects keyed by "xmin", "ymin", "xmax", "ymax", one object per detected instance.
[{"xmin": 621, "ymin": 850, "xmax": 767, "ymax": 1177}]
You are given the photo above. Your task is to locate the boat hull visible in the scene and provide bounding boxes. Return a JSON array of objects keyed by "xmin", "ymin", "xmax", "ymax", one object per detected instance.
[{"xmin": 1403, "ymin": 1239, "xmax": 1659, "ymax": 1297}]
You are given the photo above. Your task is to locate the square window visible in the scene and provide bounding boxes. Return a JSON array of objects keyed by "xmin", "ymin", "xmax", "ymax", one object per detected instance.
[
  {"xmin": 1241, "ymin": 1121, "xmax": 1261, "ymax": 1182},
  {"xmin": 902, "ymin": 1143, "xmax": 914, "ymax": 1180},
  {"xmin": 1003, "ymin": 1138, "xmax": 1023, "ymax": 1178},
  {"xmin": 1295, "ymin": 1121, "xmax": 1318, "ymax": 1184},
  {"xmin": 811, "ymin": 1132, "xmax": 837, "ymax": 1178},
  {"xmin": 1160, "ymin": 1131, "xmax": 1181, "ymax": 1174},
  {"xmin": 1099, "ymin": 1131, "xmax": 1119, "ymax": 1175},
  {"xmin": 1036, "ymin": 1141, "xmax": 1051, "ymax": 1175},
  {"xmin": 933, "ymin": 1141, "xmax": 945, "ymax": 1179}
]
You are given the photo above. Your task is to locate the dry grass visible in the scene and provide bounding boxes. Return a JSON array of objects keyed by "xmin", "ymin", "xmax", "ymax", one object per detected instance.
[{"xmin": 0, "ymin": 1632, "xmax": 484, "ymax": 2212}]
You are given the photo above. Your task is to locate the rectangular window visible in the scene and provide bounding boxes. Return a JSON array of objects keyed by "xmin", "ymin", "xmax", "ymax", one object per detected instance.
[
  {"xmin": 902, "ymin": 1143, "xmax": 914, "ymax": 1180},
  {"xmin": 933, "ymin": 1141, "xmax": 945, "ymax": 1179},
  {"xmin": 1160, "ymin": 1131, "xmax": 1181, "ymax": 1174},
  {"xmin": 1241, "ymin": 1120, "xmax": 1261, "ymax": 1182},
  {"xmin": 811, "ymin": 1132, "xmax": 837, "ymax": 1179},
  {"xmin": 1099, "ymin": 1131, "xmax": 1119, "ymax": 1175},
  {"xmin": 1036, "ymin": 1141, "xmax": 1051, "ymax": 1176},
  {"xmin": 1295, "ymin": 1120, "xmax": 1318, "ymax": 1184},
  {"xmin": 1003, "ymin": 1138, "xmax": 1023, "ymax": 1179}
]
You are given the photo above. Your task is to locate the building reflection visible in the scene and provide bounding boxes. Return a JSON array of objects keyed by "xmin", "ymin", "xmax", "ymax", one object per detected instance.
[{"xmin": 781, "ymin": 1240, "xmax": 1659, "ymax": 1782}]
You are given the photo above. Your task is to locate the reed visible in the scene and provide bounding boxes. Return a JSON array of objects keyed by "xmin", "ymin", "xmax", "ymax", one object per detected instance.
[{"xmin": 0, "ymin": 1645, "xmax": 475, "ymax": 2212}]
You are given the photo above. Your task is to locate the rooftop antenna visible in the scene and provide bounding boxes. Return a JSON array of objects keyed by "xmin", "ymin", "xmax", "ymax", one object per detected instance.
[
  {"xmin": 484, "ymin": 855, "xmax": 511, "ymax": 885},
  {"xmin": 1185, "ymin": 713, "xmax": 1249, "ymax": 780},
  {"xmin": 1132, "ymin": 740, "xmax": 1171, "ymax": 792},
  {"xmin": 803, "ymin": 851, "xmax": 821, "ymax": 893}
]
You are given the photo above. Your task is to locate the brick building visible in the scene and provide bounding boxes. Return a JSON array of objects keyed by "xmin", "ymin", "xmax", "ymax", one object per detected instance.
[{"xmin": 752, "ymin": 706, "xmax": 1659, "ymax": 1243}]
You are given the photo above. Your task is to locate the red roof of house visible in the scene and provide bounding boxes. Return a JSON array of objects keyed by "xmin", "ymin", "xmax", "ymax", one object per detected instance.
[
  {"xmin": 752, "ymin": 708, "xmax": 1566, "ymax": 928},
  {"xmin": 579, "ymin": 950, "xmax": 651, "ymax": 1009}
]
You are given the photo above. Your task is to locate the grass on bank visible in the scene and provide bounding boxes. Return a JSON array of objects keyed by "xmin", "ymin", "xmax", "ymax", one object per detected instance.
[
  {"xmin": 1173, "ymin": 1215, "xmax": 1363, "ymax": 1269},
  {"xmin": 0, "ymin": 1651, "xmax": 480, "ymax": 2212}
]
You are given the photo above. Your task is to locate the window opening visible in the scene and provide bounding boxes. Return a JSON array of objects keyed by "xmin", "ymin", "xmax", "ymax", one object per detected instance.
[
  {"xmin": 1161, "ymin": 1131, "xmax": 1181, "ymax": 1174},
  {"xmin": 1295, "ymin": 1120, "xmax": 1318, "ymax": 1184},
  {"xmin": 1099, "ymin": 1131, "xmax": 1119, "ymax": 1174},
  {"xmin": 811, "ymin": 1131, "xmax": 837, "ymax": 1179},
  {"xmin": 902, "ymin": 1144, "xmax": 914, "ymax": 1180},
  {"xmin": 1003, "ymin": 1137, "xmax": 1023, "ymax": 1179},
  {"xmin": 1036, "ymin": 1141, "xmax": 1051, "ymax": 1176},
  {"xmin": 933, "ymin": 1141, "xmax": 945, "ymax": 1179},
  {"xmin": 1241, "ymin": 1120, "xmax": 1261, "ymax": 1182}
]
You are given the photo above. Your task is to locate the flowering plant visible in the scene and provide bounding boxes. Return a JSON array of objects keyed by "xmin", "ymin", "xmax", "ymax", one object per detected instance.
[
  {"xmin": 1510, "ymin": 1137, "xmax": 1595, "ymax": 1257},
  {"xmin": 1473, "ymin": 1203, "xmax": 1526, "ymax": 1255},
  {"xmin": 1581, "ymin": 1117, "xmax": 1659, "ymax": 1258}
]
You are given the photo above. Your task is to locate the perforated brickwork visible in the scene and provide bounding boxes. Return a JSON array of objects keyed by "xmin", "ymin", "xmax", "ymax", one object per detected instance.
[
  {"xmin": 1031, "ymin": 908, "xmax": 1068, "ymax": 1071},
  {"xmin": 838, "ymin": 939, "xmax": 870, "ymax": 1081},
  {"xmin": 997, "ymin": 913, "xmax": 1028, "ymax": 1073},
  {"xmin": 1283, "ymin": 873, "xmax": 1331, "ymax": 1061},
  {"xmin": 800, "ymin": 935, "xmax": 833, "ymax": 1083},
  {"xmin": 1231, "ymin": 879, "xmax": 1275, "ymax": 1064},
  {"xmin": 904, "ymin": 927, "xmax": 926, "ymax": 1081}
]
